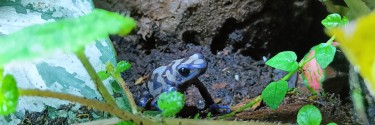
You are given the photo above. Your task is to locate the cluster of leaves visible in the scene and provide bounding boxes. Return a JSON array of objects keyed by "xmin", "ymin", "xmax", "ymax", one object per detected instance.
[
  {"xmin": 325, "ymin": 3, "xmax": 375, "ymax": 124},
  {"xmin": 261, "ymin": 13, "xmax": 348, "ymax": 110},
  {"xmin": 328, "ymin": 11, "xmax": 375, "ymax": 93},
  {"xmin": 98, "ymin": 61, "xmax": 132, "ymax": 80},
  {"xmin": 257, "ymin": 13, "xmax": 349, "ymax": 124}
]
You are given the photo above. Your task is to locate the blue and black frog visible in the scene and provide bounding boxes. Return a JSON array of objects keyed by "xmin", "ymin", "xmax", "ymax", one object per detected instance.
[{"xmin": 138, "ymin": 53, "xmax": 230, "ymax": 113}]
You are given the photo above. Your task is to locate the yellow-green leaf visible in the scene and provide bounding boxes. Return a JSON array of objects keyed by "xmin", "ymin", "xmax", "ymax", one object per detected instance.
[
  {"xmin": 327, "ymin": 11, "xmax": 375, "ymax": 97},
  {"xmin": 0, "ymin": 71, "xmax": 19, "ymax": 115}
]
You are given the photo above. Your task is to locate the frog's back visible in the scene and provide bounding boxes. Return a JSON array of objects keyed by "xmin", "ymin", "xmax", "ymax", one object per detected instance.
[{"xmin": 147, "ymin": 66, "xmax": 168, "ymax": 97}]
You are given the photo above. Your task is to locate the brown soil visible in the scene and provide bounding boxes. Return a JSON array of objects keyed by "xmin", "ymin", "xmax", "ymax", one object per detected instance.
[{"xmin": 99, "ymin": 0, "xmax": 356, "ymax": 124}]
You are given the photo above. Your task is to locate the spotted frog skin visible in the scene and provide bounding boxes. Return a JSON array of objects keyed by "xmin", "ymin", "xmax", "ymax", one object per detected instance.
[{"xmin": 138, "ymin": 53, "xmax": 230, "ymax": 113}]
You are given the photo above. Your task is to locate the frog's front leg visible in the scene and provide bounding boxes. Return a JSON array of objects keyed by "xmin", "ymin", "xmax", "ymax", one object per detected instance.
[
  {"xmin": 191, "ymin": 78, "xmax": 231, "ymax": 113},
  {"xmin": 138, "ymin": 91, "xmax": 152, "ymax": 108}
]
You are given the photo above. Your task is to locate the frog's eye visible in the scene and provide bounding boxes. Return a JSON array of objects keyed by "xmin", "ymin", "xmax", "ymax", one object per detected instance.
[{"xmin": 178, "ymin": 67, "xmax": 190, "ymax": 77}]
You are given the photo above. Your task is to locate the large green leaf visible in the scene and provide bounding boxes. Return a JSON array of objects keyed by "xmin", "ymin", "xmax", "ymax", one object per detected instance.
[
  {"xmin": 266, "ymin": 51, "xmax": 298, "ymax": 72},
  {"xmin": 261, "ymin": 80, "xmax": 288, "ymax": 110},
  {"xmin": 0, "ymin": 9, "xmax": 136, "ymax": 67}
]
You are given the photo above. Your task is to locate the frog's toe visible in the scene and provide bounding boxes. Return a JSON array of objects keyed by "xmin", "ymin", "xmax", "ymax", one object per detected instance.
[
  {"xmin": 209, "ymin": 103, "xmax": 231, "ymax": 113},
  {"xmin": 151, "ymin": 99, "xmax": 161, "ymax": 111},
  {"xmin": 138, "ymin": 97, "xmax": 149, "ymax": 108},
  {"xmin": 220, "ymin": 105, "xmax": 231, "ymax": 113}
]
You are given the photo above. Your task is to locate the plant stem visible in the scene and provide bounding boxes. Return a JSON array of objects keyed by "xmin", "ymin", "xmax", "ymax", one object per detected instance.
[
  {"xmin": 327, "ymin": 36, "xmax": 335, "ymax": 45},
  {"xmin": 18, "ymin": 88, "xmax": 158, "ymax": 125},
  {"xmin": 217, "ymin": 96, "xmax": 262, "ymax": 120},
  {"xmin": 299, "ymin": 55, "xmax": 315, "ymax": 68},
  {"xmin": 280, "ymin": 70, "xmax": 297, "ymax": 82},
  {"xmin": 75, "ymin": 48, "xmax": 117, "ymax": 107},
  {"xmin": 113, "ymin": 73, "xmax": 138, "ymax": 114}
]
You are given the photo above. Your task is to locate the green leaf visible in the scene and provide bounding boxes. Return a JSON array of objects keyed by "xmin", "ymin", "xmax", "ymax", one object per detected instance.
[
  {"xmin": 142, "ymin": 111, "xmax": 162, "ymax": 117},
  {"xmin": 114, "ymin": 96, "xmax": 132, "ymax": 113},
  {"xmin": 0, "ymin": 9, "xmax": 137, "ymax": 67},
  {"xmin": 157, "ymin": 91, "xmax": 185, "ymax": 117},
  {"xmin": 207, "ymin": 112, "xmax": 212, "ymax": 120},
  {"xmin": 327, "ymin": 123, "xmax": 337, "ymax": 125},
  {"xmin": 206, "ymin": 112, "xmax": 212, "ymax": 120},
  {"xmin": 314, "ymin": 43, "xmax": 336, "ymax": 69},
  {"xmin": 110, "ymin": 81, "xmax": 122, "ymax": 93},
  {"xmin": 115, "ymin": 61, "xmax": 131, "ymax": 73},
  {"xmin": 194, "ymin": 113, "xmax": 200, "ymax": 119},
  {"xmin": 0, "ymin": 73, "xmax": 19, "ymax": 115},
  {"xmin": 98, "ymin": 71, "xmax": 110, "ymax": 80},
  {"xmin": 297, "ymin": 105, "xmax": 322, "ymax": 125},
  {"xmin": 266, "ymin": 51, "xmax": 298, "ymax": 72},
  {"xmin": 321, "ymin": 13, "xmax": 349, "ymax": 29},
  {"xmin": 116, "ymin": 120, "xmax": 137, "ymax": 125},
  {"xmin": 261, "ymin": 81, "xmax": 288, "ymax": 110}
]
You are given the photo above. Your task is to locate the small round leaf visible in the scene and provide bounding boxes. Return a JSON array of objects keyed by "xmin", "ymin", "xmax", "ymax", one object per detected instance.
[
  {"xmin": 297, "ymin": 105, "xmax": 322, "ymax": 125},
  {"xmin": 115, "ymin": 61, "xmax": 131, "ymax": 73},
  {"xmin": 157, "ymin": 91, "xmax": 185, "ymax": 117}
]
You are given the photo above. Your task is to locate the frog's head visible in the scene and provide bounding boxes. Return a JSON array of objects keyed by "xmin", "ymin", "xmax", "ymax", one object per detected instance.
[{"xmin": 169, "ymin": 53, "xmax": 207, "ymax": 86}]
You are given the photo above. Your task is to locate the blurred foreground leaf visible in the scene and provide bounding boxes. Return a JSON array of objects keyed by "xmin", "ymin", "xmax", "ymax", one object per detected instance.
[{"xmin": 0, "ymin": 9, "xmax": 136, "ymax": 67}]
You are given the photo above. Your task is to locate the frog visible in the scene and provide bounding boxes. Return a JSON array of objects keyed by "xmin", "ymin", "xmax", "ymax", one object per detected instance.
[{"xmin": 137, "ymin": 53, "xmax": 230, "ymax": 113}]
